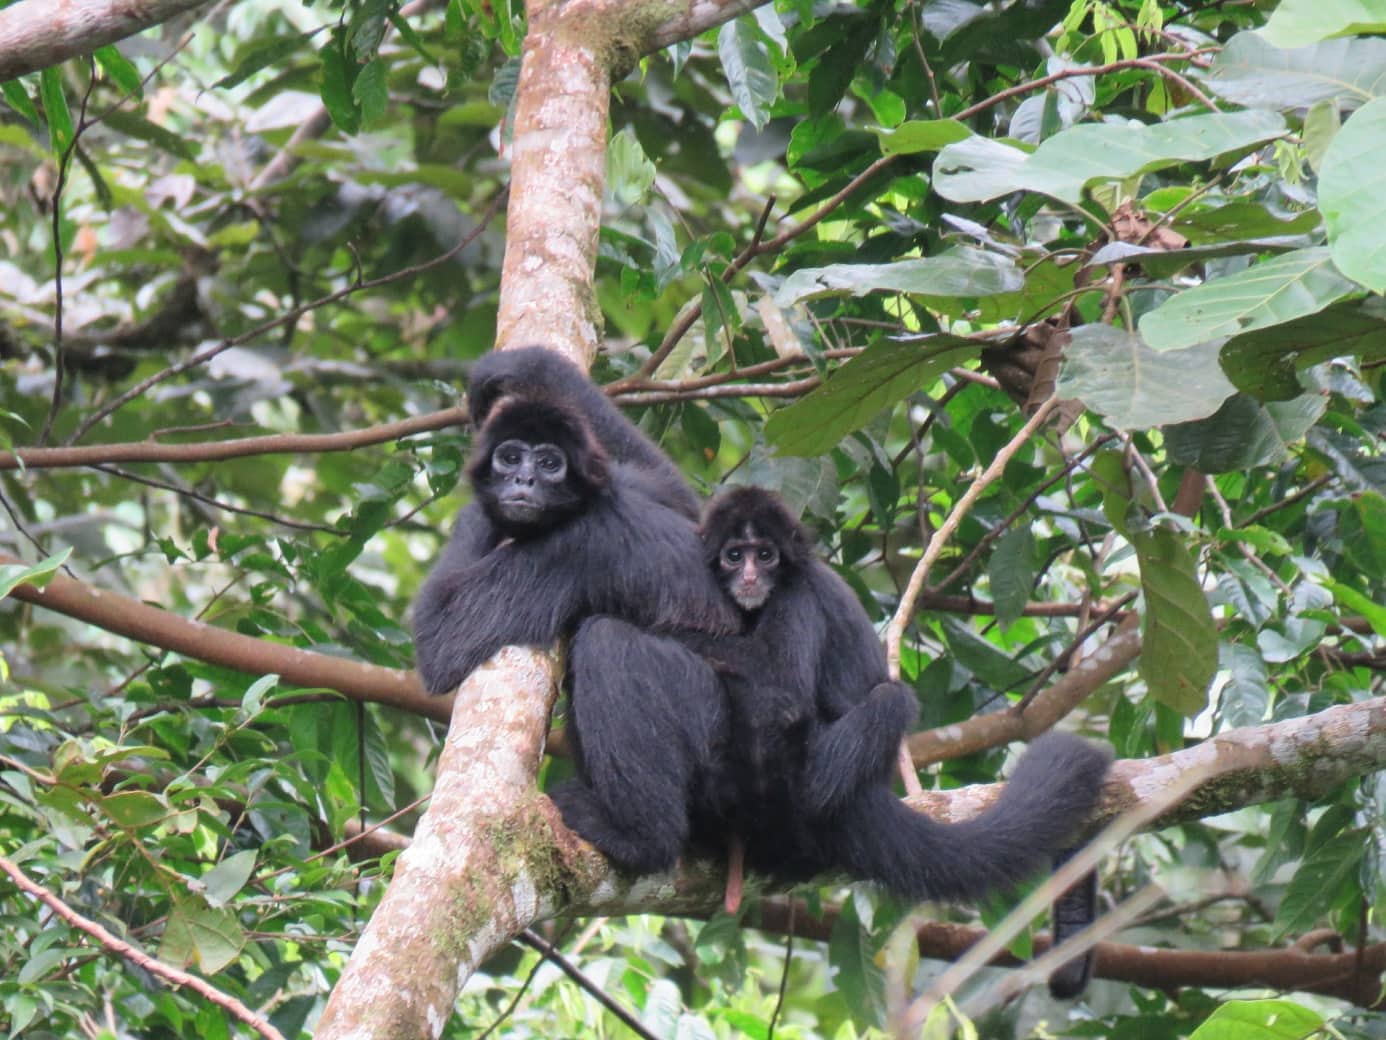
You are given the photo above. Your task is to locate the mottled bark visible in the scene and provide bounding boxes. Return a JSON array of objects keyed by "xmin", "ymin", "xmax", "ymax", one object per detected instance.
[
  {"xmin": 316, "ymin": 647, "xmax": 563, "ymax": 1039},
  {"xmin": 0, "ymin": 0, "xmax": 214, "ymax": 82}
]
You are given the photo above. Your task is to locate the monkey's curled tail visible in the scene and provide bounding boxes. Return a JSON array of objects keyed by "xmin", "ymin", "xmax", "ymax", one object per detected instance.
[{"xmin": 834, "ymin": 732, "xmax": 1111, "ymax": 904}]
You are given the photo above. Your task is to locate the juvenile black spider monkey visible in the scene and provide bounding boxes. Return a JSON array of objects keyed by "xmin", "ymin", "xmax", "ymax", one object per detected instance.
[{"xmin": 686, "ymin": 487, "xmax": 1112, "ymax": 912}]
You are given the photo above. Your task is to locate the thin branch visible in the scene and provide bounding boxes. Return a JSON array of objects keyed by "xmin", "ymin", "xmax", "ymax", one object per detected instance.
[
  {"xmin": 519, "ymin": 930, "xmax": 662, "ymax": 1040},
  {"xmin": 90, "ymin": 464, "xmax": 342, "ymax": 534},
  {"xmin": 65, "ymin": 189, "xmax": 505, "ymax": 444},
  {"xmin": 908, "ymin": 617, "xmax": 1140, "ymax": 765},
  {"xmin": 885, "ymin": 397, "xmax": 1061, "ymax": 677},
  {"xmin": 0, "ymin": 855, "xmax": 286, "ymax": 1040},
  {"xmin": 1239, "ymin": 475, "xmax": 1332, "ymax": 528}
]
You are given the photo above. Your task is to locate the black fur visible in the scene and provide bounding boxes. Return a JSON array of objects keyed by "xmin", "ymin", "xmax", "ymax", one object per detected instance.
[
  {"xmin": 412, "ymin": 347, "xmax": 738, "ymax": 875},
  {"xmin": 1048, "ymin": 851, "xmax": 1100, "ymax": 998},
  {"xmin": 689, "ymin": 488, "xmax": 1113, "ymax": 906},
  {"xmin": 412, "ymin": 347, "xmax": 736, "ymax": 696}
]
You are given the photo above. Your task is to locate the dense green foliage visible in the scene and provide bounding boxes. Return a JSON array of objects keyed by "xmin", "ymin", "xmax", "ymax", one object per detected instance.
[{"xmin": 1, "ymin": 0, "xmax": 1385, "ymax": 1036}]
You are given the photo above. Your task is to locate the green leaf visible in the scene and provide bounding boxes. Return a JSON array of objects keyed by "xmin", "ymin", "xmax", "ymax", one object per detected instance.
[
  {"xmin": 775, "ymin": 247, "xmax": 1023, "ymax": 306},
  {"xmin": 1057, "ymin": 325, "xmax": 1236, "ymax": 430},
  {"xmin": 353, "ymin": 58, "xmax": 388, "ymax": 128},
  {"xmin": 161, "ymin": 899, "xmax": 246, "ymax": 974},
  {"xmin": 1206, "ymin": 32, "xmax": 1386, "ymax": 111},
  {"xmin": 100, "ymin": 791, "xmax": 169, "ymax": 829},
  {"xmin": 1303, "ymin": 98, "xmax": 1340, "ymax": 172},
  {"xmin": 39, "ymin": 66, "xmax": 72, "ymax": 153},
  {"xmin": 1, "ymin": 79, "xmax": 39, "ymax": 123},
  {"xmin": 1261, "ymin": 0, "xmax": 1386, "ymax": 47},
  {"xmin": 765, "ymin": 336, "xmax": 975, "ymax": 456},
  {"xmin": 828, "ymin": 898, "xmax": 886, "ymax": 1028},
  {"xmin": 606, "ymin": 126, "xmax": 655, "ymax": 207},
  {"xmin": 1319, "ymin": 96, "xmax": 1386, "ymax": 293},
  {"xmin": 988, "ymin": 526, "xmax": 1035, "ymax": 628},
  {"xmin": 934, "ymin": 110, "xmax": 1286, "ymax": 204},
  {"xmin": 1274, "ymin": 831, "xmax": 1365, "ymax": 938},
  {"xmin": 103, "ymin": 110, "xmax": 199, "ymax": 160},
  {"xmin": 94, "ymin": 45, "xmax": 143, "ymax": 98},
  {"xmin": 717, "ymin": 18, "xmax": 776, "ymax": 131},
  {"xmin": 872, "ymin": 119, "xmax": 973, "ymax": 155},
  {"xmin": 1217, "ymin": 642, "xmax": 1268, "ymax": 730},
  {"xmin": 1164, "ymin": 393, "xmax": 1326, "ymax": 472},
  {"xmin": 1188, "ymin": 998, "xmax": 1325, "ymax": 1040},
  {"xmin": 319, "ymin": 42, "xmax": 361, "ymax": 135},
  {"xmin": 1337, "ymin": 491, "xmax": 1386, "ymax": 580},
  {"xmin": 1139, "ymin": 247, "xmax": 1358, "ymax": 352},
  {"xmin": 1220, "ymin": 299, "xmax": 1386, "ymax": 400},
  {"xmin": 215, "ymin": 30, "xmax": 319, "ymax": 89},
  {"xmin": 241, "ymin": 673, "xmax": 278, "ymax": 715},
  {"xmin": 0, "ymin": 548, "xmax": 71, "ymax": 597},
  {"xmin": 198, "ymin": 849, "xmax": 257, "ymax": 907},
  {"xmin": 1323, "ymin": 580, "xmax": 1386, "ymax": 637},
  {"xmin": 1134, "ymin": 528, "xmax": 1218, "ymax": 717}
]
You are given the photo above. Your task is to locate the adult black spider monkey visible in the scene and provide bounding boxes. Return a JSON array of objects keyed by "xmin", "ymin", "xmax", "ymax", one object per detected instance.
[
  {"xmin": 413, "ymin": 347, "xmax": 742, "ymax": 872},
  {"xmin": 684, "ymin": 487, "xmax": 1112, "ymax": 911}
]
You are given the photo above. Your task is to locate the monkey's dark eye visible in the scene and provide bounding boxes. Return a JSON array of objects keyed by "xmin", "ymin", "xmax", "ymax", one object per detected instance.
[
  {"xmin": 537, "ymin": 452, "xmax": 563, "ymax": 472},
  {"xmin": 725, "ymin": 548, "xmax": 743, "ymax": 563},
  {"xmin": 757, "ymin": 548, "xmax": 775, "ymax": 563}
]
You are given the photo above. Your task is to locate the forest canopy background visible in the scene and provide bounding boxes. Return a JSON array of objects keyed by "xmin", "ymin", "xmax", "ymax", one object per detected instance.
[{"xmin": 2, "ymin": 0, "xmax": 1386, "ymax": 1037}]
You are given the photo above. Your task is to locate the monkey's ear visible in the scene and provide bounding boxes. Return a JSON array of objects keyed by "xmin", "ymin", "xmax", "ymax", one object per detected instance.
[{"xmin": 573, "ymin": 435, "xmax": 611, "ymax": 492}]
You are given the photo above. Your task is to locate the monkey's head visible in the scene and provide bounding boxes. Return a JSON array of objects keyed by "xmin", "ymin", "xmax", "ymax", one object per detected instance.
[
  {"xmin": 468, "ymin": 398, "xmax": 610, "ymax": 535},
  {"xmin": 701, "ymin": 487, "xmax": 813, "ymax": 613}
]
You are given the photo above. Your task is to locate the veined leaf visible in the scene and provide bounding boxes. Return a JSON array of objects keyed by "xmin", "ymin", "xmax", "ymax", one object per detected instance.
[{"xmin": 1139, "ymin": 247, "xmax": 1358, "ymax": 352}]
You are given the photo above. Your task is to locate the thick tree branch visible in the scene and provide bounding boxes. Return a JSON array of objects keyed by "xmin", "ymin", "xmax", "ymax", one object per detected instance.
[
  {"xmin": 908, "ymin": 618, "xmax": 1142, "ymax": 765},
  {"xmin": 0, "ymin": 551, "xmax": 444, "ymax": 722},
  {"xmin": 315, "ymin": 647, "xmax": 563, "ymax": 1035},
  {"xmin": 0, "ymin": 0, "xmax": 215, "ymax": 82},
  {"xmin": 754, "ymin": 902, "xmax": 1386, "ymax": 1011}
]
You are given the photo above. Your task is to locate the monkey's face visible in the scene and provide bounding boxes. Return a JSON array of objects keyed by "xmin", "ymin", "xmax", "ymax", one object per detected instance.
[
  {"xmin": 717, "ymin": 524, "xmax": 780, "ymax": 612},
  {"xmin": 486, "ymin": 438, "xmax": 579, "ymax": 527}
]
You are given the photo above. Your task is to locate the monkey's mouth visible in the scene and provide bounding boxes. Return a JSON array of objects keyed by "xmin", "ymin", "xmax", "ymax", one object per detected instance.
[{"xmin": 498, "ymin": 496, "xmax": 544, "ymax": 523}]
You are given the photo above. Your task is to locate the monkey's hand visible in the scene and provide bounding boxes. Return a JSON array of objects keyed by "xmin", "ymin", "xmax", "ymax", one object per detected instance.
[{"xmin": 468, "ymin": 346, "xmax": 582, "ymax": 422}]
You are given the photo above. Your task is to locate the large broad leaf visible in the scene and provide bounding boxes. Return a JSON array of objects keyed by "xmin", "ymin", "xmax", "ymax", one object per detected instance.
[
  {"xmin": 1319, "ymin": 96, "xmax": 1386, "ymax": 293},
  {"xmin": 717, "ymin": 18, "xmax": 777, "ymax": 131},
  {"xmin": 1204, "ymin": 32, "xmax": 1386, "ymax": 111},
  {"xmin": 160, "ymin": 898, "xmax": 246, "ymax": 974},
  {"xmin": 765, "ymin": 337, "xmax": 975, "ymax": 455},
  {"xmin": 1274, "ymin": 831, "xmax": 1366, "ymax": 938},
  {"xmin": 1058, "ymin": 326, "xmax": 1236, "ymax": 430},
  {"xmin": 934, "ymin": 111, "xmax": 1286, "ymax": 204},
  {"xmin": 1164, "ymin": 393, "xmax": 1327, "ymax": 472},
  {"xmin": 1138, "ymin": 247, "xmax": 1358, "ymax": 352},
  {"xmin": 1220, "ymin": 299, "xmax": 1386, "ymax": 400},
  {"xmin": 1188, "ymin": 999, "xmax": 1325, "ymax": 1040},
  {"xmin": 774, "ymin": 247, "xmax": 1022, "ymax": 306},
  {"xmin": 872, "ymin": 119, "xmax": 973, "ymax": 155},
  {"xmin": 1134, "ymin": 528, "xmax": 1219, "ymax": 717},
  {"xmin": 1262, "ymin": 0, "xmax": 1386, "ymax": 48}
]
